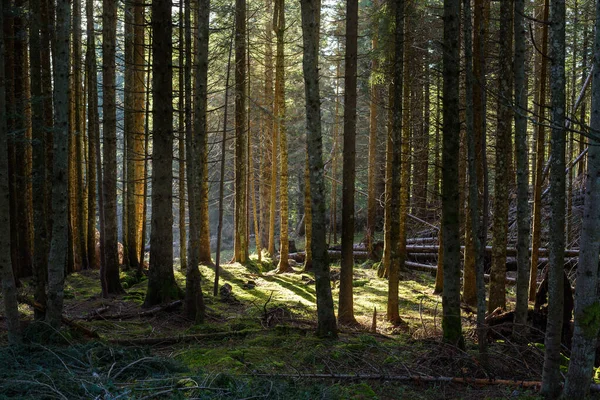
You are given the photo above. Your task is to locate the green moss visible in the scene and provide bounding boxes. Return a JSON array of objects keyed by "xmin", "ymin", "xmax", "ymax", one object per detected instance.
[
  {"xmin": 340, "ymin": 383, "xmax": 378, "ymax": 400},
  {"xmin": 578, "ymin": 302, "xmax": 600, "ymax": 339},
  {"xmin": 353, "ymin": 279, "xmax": 369, "ymax": 287}
]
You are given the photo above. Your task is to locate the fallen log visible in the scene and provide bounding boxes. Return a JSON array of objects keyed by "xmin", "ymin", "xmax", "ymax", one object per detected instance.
[
  {"xmin": 404, "ymin": 262, "xmax": 517, "ymax": 284},
  {"xmin": 83, "ymin": 300, "xmax": 183, "ymax": 321},
  {"xmin": 108, "ymin": 328, "xmax": 263, "ymax": 346},
  {"xmin": 405, "ymin": 245, "xmax": 579, "ymax": 258},
  {"xmin": 246, "ymin": 373, "xmax": 596, "ymax": 391},
  {"xmin": 17, "ymin": 295, "xmax": 99, "ymax": 339}
]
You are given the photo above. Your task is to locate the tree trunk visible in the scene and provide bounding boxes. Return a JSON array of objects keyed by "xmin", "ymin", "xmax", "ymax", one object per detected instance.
[
  {"xmin": 0, "ymin": 0, "xmax": 20, "ymax": 342},
  {"xmin": 144, "ymin": 0, "xmax": 182, "ymax": 306},
  {"xmin": 85, "ymin": 0, "xmax": 98, "ymax": 271},
  {"xmin": 102, "ymin": 0, "xmax": 124, "ymax": 294},
  {"xmin": 387, "ymin": 0, "xmax": 404, "ymax": 326},
  {"xmin": 366, "ymin": 0, "xmax": 379, "ymax": 257},
  {"xmin": 441, "ymin": 0, "xmax": 464, "ymax": 348},
  {"xmin": 300, "ymin": 0, "xmax": 337, "ymax": 338},
  {"xmin": 178, "ymin": 1, "xmax": 187, "ymax": 272},
  {"xmin": 489, "ymin": 0, "xmax": 513, "ymax": 312},
  {"xmin": 303, "ymin": 155, "xmax": 312, "ymax": 271},
  {"xmin": 513, "ymin": 0, "xmax": 531, "ymax": 327},
  {"xmin": 338, "ymin": 0, "xmax": 358, "ymax": 326},
  {"xmin": 261, "ymin": 0, "xmax": 273, "ymax": 253},
  {"xmin": 186, "ymin": 0, "xmax": 207, "ymax": 322},
  {"xmin": 529, "ymin": 0, "xmax": 549, "ymax": 301},
  {"xmin": 463, "ymin": 0, "xmax": 486, "ymax": 359},
  {"xmin": 30, "ymin": 0, "xmax": 47, "ymax": 319},
  {"xmin": 234, "ymin": 0, "xmax": 248, "ymax": 263},
  {"xmin": 46, "ymin": 0, "xmax": 70, "ymax": 328},
  {"xmin": 541, "ymin": 0, "xmax": 566, "ymax": 396},
  {"xmin": 273, "ymin": 0, "xmax": 290, "ymax": 273}
]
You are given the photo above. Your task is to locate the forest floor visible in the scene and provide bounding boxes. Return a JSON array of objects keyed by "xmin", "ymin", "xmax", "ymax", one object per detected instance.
[{"xmin": 0, "ymin": 255, "xmax": 590, "ymax": 399}]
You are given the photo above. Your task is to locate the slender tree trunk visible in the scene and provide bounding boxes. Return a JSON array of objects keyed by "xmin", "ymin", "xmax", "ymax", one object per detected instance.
[
  {"xmin": 300, "ymin": 0, "xmax": 337, "ymax": 338},
  {"xmin": 144, "ymin": 0, "xmax": 182, "ymax": 306},
  {"xmin": 441, "ymin": 0, "xmax": 464, "ymax": 348},
  {"xmin": 274, "ymin": 0, "xmax": 290, "ymax": 273},
  {"xmin": 139, "ymin": 37, "xmax": 152, "ymax": 274},
  {"xmin": 214, "ymin": 28, "xmax": 233, "ymax": 296},
  {"xmin": 564, "ymin": 3, "xmax": 600, "ymax": 394},
  {"xmin": 303, "ymin": 155, "xmax": 312, "ymax": 270},
  {"xmin": 463, "ymin": 0, "xmax": 486, "ymax": 359},
  {"xmin": 102, "ymin": 0, "xmax": 124, "ymax": 294},
  {"xmin": 513, "ymin": 0, "xmax": 531, "ymax": 327},
  {"xmin": 178, "ymin": 1, "xmax": 187, "ymax": 272},
  {"xmin": 186, "ymin": 0, "xmax": 207, "ymax": 322},
  {"xmin": 0, "ymin": 0, "xmax": 20, "ymax": 342},
  {"xmin": 125, "ymin": 1, "xmax": 145, "ymax": 271},
  {"xmin": 14, "ymin": 0, "xmax": 32, "ymax": 278},
  {"xmin": 73, "ymin": 0, "xmax": 86, "ymax": 270},
  {"xmin": 387, "ymin": 0, "xmax": 404, "ymax": 326},
  {"xmin": 529, "ymin": 0, "xmax": 550, "ymax": 301},
  {"xmin": 366, "ymin": 0, "xmax": 379, "ymax": 257},
  {"xmin": 46, "ymin": 0, "xmax": 70, "ymax": 328},
  {"xmin": 338, "ymin": 0, "xmax": 359, "ymax": 326},
  {"xmin": 260, "ymin": 0, "xmax": 273, "ymax": 253},
  {"xmin": 30, "ymin": 0, "xmax": 47, "ymax": 319},
  {"xmin": 489, "ymin": 0, "xmax": 513, "ymax": 312},
  {"xmin": 234, "ymin": 0, "xmax": 248, "ymax": 263},
  {"xmin": 541, "ymin": 0, "xmax": 566, "ymax": 396},
  {"xmin": 330, "ymin": 57, "xmax": 340, "ymax": 245}
]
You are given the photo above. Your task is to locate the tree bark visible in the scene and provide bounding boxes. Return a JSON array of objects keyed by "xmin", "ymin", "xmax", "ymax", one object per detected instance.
[
  {"xmin": 489, "ymin": 0, "xmax": 513, "ymax": 312},
  {"xmin": 541, "ymin": 0, "xmax": 566, "ymax": 396},
  {"xmin": 46, "ymin": 0, "xmax": 70, "ymax": 328},
  {"xmin": 144, "ymin": 0, "xmax": 182, "ymax": 306},
  {"xmin": 234, "ymin": 0, "xmax": 249, "ymax": 263},
  {"xmin": 338, "ymin": 0, "xmax": 358, "ymax": 326},
  {"xmin": 300, "ymin": 0, "xmax": 338, "ymax": 338},
  {"xmin": 0, "ymin": 0, "xmax": 20, "ymax": 342},
  {"xmin": 387, "ymin": 0, "xmax": 404, "ymax": 326},
  {"xmin": 102, "ymin": 0, "xmax": 124, "ymax": 294},
  {"xmin": 441, "ymin": 0, "xmax": 464, "ymax": 348},
  {"xmin": 274, "ymin": 0, "xmax": 290, "ymax": 273},
  {"xmin": 513, "ymin": 0, "xmax": 531, "ymax": 328}
]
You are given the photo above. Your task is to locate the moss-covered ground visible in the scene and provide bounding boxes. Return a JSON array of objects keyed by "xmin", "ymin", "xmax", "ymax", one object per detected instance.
[{"xmin": 0, "ymin": 253, "xmax": 571, "ymax": 399}]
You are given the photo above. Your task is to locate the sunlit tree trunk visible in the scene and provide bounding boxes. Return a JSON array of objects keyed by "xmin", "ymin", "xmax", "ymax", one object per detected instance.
[
  {"xmin": 234, "ymin": 0, "xmax": 249, "ymax": 263},
  {"xmin": 261, "ymin": 0, "xmax": 273, "ymax": 253},
  {"xmin": 303, "ymin": 156, "xmax": 312, "ymax": 271}
]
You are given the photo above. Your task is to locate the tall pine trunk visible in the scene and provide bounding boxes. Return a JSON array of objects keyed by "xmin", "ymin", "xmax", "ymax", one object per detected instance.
[
  {"xmin": 144, "ymin": 0, "xmax": 182, "ymax": 306},
  {"xmin": 541, "ymin": 0, "xmax": 566, "ymax": 395},
  {"xmin": 300, "ymin": 0, "xmax": 337, "ymax": 338},
  {"xmin": 338, "ymin": 0, "xmax": 358, "ymax": 326}
]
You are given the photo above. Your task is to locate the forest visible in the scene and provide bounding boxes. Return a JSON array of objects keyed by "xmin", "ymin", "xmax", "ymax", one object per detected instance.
[{"xmin": 1, "ymin": 0, "xmax": 600, "ymax": 398}]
